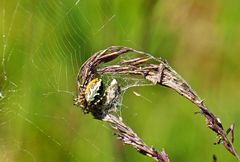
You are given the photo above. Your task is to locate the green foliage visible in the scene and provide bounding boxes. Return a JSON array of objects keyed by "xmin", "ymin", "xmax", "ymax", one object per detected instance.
[{"xmin": 0, "ymin": 0, "xmax": 240, "ymax": 161}]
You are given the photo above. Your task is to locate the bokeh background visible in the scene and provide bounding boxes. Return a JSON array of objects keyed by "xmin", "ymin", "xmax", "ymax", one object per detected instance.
[{"xmin": 1, "ymin": 0, "xmax": 240, "ymax": 162}]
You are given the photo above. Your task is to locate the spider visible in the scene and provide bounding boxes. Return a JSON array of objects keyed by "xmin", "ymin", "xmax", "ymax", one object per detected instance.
[{"xmin": 75, "ymin": 78, "xmax": 121, "ymax": 119}]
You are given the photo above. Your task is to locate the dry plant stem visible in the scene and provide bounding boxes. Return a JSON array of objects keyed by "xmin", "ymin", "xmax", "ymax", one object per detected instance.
[
  {"xmin": 97, "ymin": 47, "xmax": 240, "ymax": 161},
  {"xmin": 103, "ymin": 114, "xmax": 170, "ymax": 162},
  {"xmin": 76, "ymin": 46, "xmax": 240, "ymax": 161},
  {"xmin": 160, "ymin": 63, "xmax": 240, "ymax": 161}
]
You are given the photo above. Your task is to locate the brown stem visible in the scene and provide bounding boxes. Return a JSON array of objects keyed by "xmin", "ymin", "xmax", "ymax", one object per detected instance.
[
  {"xmin": 76, "ymin": 46, "xmax": 240, "ymax": 161},
  {"xmin": 103, "ymin": 114, "xmax": 170, "ymax": 162}
]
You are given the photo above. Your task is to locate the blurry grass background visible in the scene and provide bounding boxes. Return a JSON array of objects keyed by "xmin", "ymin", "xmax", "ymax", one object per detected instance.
[{"xmin": 0, "ymin": 0, "xmax": 240, "ymax": 162}]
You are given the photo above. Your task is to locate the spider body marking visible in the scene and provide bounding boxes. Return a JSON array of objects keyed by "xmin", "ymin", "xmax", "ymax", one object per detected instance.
[{"xmin": 75, "ymin": 78, "xmax": 121, "ymax": 119}]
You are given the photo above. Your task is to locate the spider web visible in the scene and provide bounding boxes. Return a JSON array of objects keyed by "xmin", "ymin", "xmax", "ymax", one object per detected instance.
[
  {"xmin": 0, "ymin": 0, "xmax": 154, "ymax": 162},
  {"xmin": 2, "ymin": 0, "xmax": 240, "ymax": 162}
]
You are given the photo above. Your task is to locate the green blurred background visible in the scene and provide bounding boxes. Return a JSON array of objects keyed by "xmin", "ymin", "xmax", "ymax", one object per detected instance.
[{"xmin": 0, "ymin": 0, "xmax": 240, "ymax": 161}]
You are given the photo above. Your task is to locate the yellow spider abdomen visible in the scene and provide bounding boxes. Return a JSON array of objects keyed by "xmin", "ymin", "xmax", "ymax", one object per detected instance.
[
  {"xmin": 84, "ymin": 78, "xmax": 103, "ymax": 103},
  {"xmin": 85, "ymin": 78, "xmax": 100, "ymax": 95}
]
